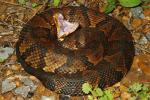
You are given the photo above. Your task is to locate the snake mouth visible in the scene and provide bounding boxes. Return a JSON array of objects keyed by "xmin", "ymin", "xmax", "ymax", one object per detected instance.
[{"xmin": 53, "ymin": 13, "xmax": 79, "ymax": 41}]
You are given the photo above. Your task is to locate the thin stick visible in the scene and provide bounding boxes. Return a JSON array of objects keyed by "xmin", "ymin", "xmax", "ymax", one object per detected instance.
[{"xmin": 135, "ymin": 44, "xmax": 150, "ymax": 54}]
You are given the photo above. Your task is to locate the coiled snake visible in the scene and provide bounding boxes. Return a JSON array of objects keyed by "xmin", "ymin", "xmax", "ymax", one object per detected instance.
[{"xmin": 16, "ymin": 6, "xmax": 135, "ymax": 96}]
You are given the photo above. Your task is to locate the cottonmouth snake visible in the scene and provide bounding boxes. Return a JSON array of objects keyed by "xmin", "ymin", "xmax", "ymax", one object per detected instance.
[{"xmin": 16, "ymin": 6, "xmax": 135, "ymax": 96}]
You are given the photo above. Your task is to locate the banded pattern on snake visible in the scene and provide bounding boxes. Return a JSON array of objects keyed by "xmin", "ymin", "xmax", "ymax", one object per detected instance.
[{"xmin": 16, "ymin": 6, "xmax": 135, "ymax": 96}]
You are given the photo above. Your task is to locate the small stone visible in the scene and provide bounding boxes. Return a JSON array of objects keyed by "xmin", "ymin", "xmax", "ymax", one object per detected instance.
[
  {"xmin": 59, "ymin": 95, "xmax": 70, "ymax": 100},
  {"xmin": 21, "ymin": 77, "xmax": 37, "ymax": 92},
  {"xmin": 132, "ymin": 32, "xmax": 141, "ymax": 42},
  {"xmin": 131, "ymin": 18, "xmax": 142, "ymax": 28},
  {"xmin": 139, "ymin": 14, "xmax": 145, "ymax": 19},
  {"xmin": 130, "ymin": 7, "xmax": 145, "ymax": 19},
  {"xmin": 41, "ymin": 96, "xmax": 55, "ymax": 100},
  {"xmin": 14, "ymin": 86, "xmax": 30, "ymax": 98},
  {"xmin": 21, "ymin": 77, "xmax": 34, "ymax": 86},
  {"xmin": 138, "ymin": 36, "xmax": 148, "ymax": 45},
  {"xmin": 146, "ymin": 32, "xmax": 150, "ymax": 40},
  {"xmin": 0, "ymin": 47, "xmax": 14, "ymax": 62},
  {"xmin": 2, "ymin": 79, "xmax": 16, "ymax": 93}
]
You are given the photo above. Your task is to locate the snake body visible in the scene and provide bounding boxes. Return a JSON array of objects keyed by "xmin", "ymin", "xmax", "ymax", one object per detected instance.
[{"xmin": 16, "ymin": 6, "xmax": 135, "ymax": 96}]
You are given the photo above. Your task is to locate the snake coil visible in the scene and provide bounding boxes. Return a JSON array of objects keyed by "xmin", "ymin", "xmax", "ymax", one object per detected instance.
[{"xmin": 16, "ymin": 6, "xmax": 135, "ymax": 96}]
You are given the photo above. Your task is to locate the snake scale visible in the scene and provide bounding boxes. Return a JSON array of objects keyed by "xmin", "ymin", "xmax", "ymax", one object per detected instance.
[{"xmin": 16, "ymin": 6, "xmax": 135, "ymax": 96}]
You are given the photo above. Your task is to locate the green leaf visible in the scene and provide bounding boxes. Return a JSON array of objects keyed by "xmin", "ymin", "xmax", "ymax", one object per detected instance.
[
  {"xmin": 119, "ymin": 0, "xmax": 142, "ymax": 7},
  {"xmin": 147, "ymin": 94, "xmax": 150, "ymax": 99},
  {"xmin": 91, "ymin": 90, "xmax": 98, "ymax": 97},
  {"xmin": 142, "ymin": 84, "xmax": 149, "ymax": 92},
  {"xmin": 88, "ymin": 95, "xmax": 94, "ymax": 100},
  {"xmin": 99, "ymin": 95, "xmax": 108, "ymax": 100},
  {"xmin": 32, "ymin": 3, "xmax": 38, "ymax": 8},
  {"xmin": 128, "ymin": 83, "xmax": 142, "ymax": 93},
  {"xmin": 53, "ymin": 0, "xmax": 60, "ymax": 7},
  {"xmin": 128, "ymin": 83, "xmax": 150, "ymax": 100},
  {"xmin": 104, "ymin": 0, "xmax": 116, "ymax": 14},
  {"xmin": 82, "ymin": 83, "xmax": 92, "ymax": 94},
  {"xmin": 104, "ymin": 90, "xmax": 113, "ymax": 100},
  {"xmin": 139, "ymin": 93, "xmax": 149, "ymax": 100},
  {"xmin": 104, "ymin": 4, "xmax": 116, "ymax": 14},
  {"xmin": 18, "ymin": 0, "xmax": 26, "ymax": 5},
  {"xmin": 128, "ymin": 96, "xmax": 137, "ymax": 100},
  {"xmin": 95, "ymin": 88, "xmax": 103, "ymax": 96},
  {"xmin": 139, "ymin": 90, "xmax": 150, "ymax": 100}
]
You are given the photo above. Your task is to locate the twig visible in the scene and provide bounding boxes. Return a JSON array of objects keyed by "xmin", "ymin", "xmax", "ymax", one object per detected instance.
[
  {"xmin": 15, "ymin": 18, "xmax": 26, "ymax": 25},
  {"xmin": 0, "ymin": 31, "xmax": 13, "ymax": 36},
  {"xmin": 135, "ymin": 44, "xmax": 150, "ymax": 54}
]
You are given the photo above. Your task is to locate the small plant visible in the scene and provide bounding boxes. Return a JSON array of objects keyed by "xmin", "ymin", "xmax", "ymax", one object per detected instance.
[
  {"xmin": 119, "ymin": 0, "xmax": 141, "ymax": 7},
  {"xmin": 104, "ymin": 0, "xmax": 142, "ymax": 13},
  {"xmin": 82, "ymin": 83, "xmax": 113, "ymax": 100},
  {"xmin": 104, "ymin": 0, "xmax": 116, "ymax": 14},
  {"xmin": 128, "ymin": 83, "xmax": 150, "ymax": 100},
  {"xmin": 18, "ymin": 0, "xmax": 28, "ymax": 5},
  {"xmin": 53, "ymin": 0, "xmax": 61, "ymax": 7},
  {"xmin": 17, "ymin": 0, "xmax": 39, "ymax": 8}
]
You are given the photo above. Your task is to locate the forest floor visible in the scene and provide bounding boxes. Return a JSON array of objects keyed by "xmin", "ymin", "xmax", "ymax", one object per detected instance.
[{"xmin": 0, "ymin": 0, "xmax": 150, "ymax": 100}]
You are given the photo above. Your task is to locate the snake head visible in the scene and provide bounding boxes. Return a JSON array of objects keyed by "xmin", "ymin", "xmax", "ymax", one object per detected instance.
[{"xmin": 53, "ymin": 13, "xmax": 79, "ymax": 41}]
